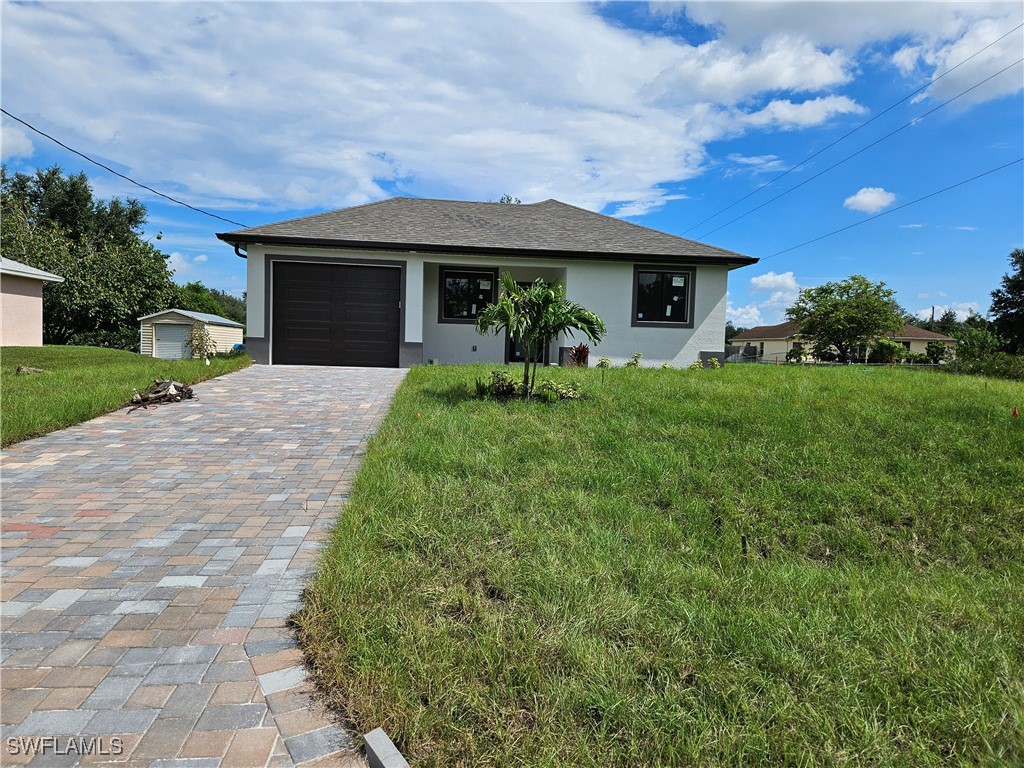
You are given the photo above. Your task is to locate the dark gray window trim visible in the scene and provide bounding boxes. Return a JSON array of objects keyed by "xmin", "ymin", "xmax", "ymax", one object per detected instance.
[
  {"xmin": 630, "ymin": 264, "xmax": 696, "ymax": 329},
  {"xmin": 264, "ymin": 254, "xmax": 407, "ymax": 366},
  {"xmin": 437, "ymin": 264, "xmax": 499, "ymax": 324}
]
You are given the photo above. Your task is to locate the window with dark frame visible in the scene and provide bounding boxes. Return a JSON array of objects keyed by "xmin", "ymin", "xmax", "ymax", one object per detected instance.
[
  {"xmin": 441, "ymin": 268, "xmax": 496, "ymax": 321},
  {"xmin": 634, "ymin": 270, "xmax": 690, "ymax": 324}
]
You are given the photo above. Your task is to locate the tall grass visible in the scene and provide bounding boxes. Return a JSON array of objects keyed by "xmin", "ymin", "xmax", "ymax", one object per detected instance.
[
  {"xmin": 299, "ymin": 364, "xmax": 1023, "ymax": 767},
  {"xmin": 1, "ymin": 345, "xmax": 250, "ymax": 446}
]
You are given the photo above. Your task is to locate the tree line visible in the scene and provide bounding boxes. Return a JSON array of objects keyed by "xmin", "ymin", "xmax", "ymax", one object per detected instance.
[{"xmin": 1, "ymin": 166, "xmax": 243, "ymax": 349}]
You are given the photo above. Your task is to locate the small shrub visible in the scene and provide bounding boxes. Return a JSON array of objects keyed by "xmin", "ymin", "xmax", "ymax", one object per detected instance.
[
  {"xmin": 688, "ymin": 360, "xmax": 703, "ymax": 370},
  {"xmin": 786, "ymin": 347, "xmax": 808, "ymax": 363},
  {"xmin": 925, "ymin": 341, "xmax": 949, "ymax": 364},
  {"xmin": 566, "ymin": 343, "xmax": 590, "ymax": 367},
  {"xmin": 661, "ymin": 362, "xmax": 673, "ymax": 369},
  {"xmin": 597, "ymin": 357, "xmax": 611, "ymax": 369},
  {"xmin": 949, "ymin": 352, "xmax": 1024, "ymax": 381},
  {"xmin": 868, "ymin": 337, "xmax": 904, "ymax": 364},
  {"xmin": 535, "ymin": 379, "xmax": 582, "ymax": 402},
  {"xmin": 185, "ymin": 322, "xmax": 217, "ymax": 359},
  {"xmin": 625, "ymin": 351, "xmax": 643, "ymax": 368},
  {"xmin": 473, "ymin": 370, "xmax": 583, "ymax": 401},
  {"xmin": 708, "ymin": 357, "xmax": 721, "ymax": 369}
]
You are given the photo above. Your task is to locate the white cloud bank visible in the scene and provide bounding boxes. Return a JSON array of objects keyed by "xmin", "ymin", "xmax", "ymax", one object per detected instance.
[
  {"xmin": 1, "ymin": 2, "xmax": 1019, "ymax": 216},
  {"xmin": 1, "ymin": 124, "xmax": 34, "ymax": 160},
  {"xmin": 844, "ymin": 187, "xmax": 897, "ymax": 213}
]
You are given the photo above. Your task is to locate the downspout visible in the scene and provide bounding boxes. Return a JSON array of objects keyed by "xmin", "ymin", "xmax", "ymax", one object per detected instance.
[{"xmin": 233, "ymin": 243, "xmax": 248, "ymax": 258}]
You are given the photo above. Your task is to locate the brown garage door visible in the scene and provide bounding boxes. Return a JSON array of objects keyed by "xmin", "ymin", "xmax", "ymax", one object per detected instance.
[{"xmin": 271, "ymin": 262, "xmax": 401, "ymax": 367}]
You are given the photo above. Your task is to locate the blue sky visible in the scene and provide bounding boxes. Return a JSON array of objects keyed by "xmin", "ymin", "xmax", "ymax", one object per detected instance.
[{"xmin": 3, "ymin": 1, "xmax": 1021, "ymax": 326}]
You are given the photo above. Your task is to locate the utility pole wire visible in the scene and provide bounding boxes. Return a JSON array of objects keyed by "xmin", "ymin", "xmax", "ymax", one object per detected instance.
[
  {"xmin": 682, "ymin": 21, "xmax": 1024, "ymax": 234},
  {"xmin": 693, "ymin": 56, "xmax": 1024, "ymax": 240},
  {"xmin": 0, "ymin": 108, "xmax": 251, "ymax": 228},
  {"xmin": 763, "ymin": 157, "xmax": 1023, "ymax": 260}
]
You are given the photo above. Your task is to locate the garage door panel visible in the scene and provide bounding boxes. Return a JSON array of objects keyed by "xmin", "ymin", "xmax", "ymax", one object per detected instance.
[{"xmin": 272, "ymin": 262, "xmax": 401, "ymax": 367}]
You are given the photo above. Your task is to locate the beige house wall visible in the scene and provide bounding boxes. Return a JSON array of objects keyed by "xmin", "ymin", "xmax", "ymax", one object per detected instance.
[
  {"xmin": 736, "ymin": 335, "xmax": 956, "ymax": 361},
  {"xmin": 1, "ymin": 275, "xmax": 45, "ymax": 346}
]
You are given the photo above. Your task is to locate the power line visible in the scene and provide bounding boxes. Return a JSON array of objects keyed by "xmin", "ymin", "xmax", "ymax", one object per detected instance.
[
  {"xmin": 682, "ymin": 21, "xmax": 1024, "ymax": 235},
  {"xmin": 692, "ymin": 56, "xmax": 1024, "ymax": 240},
  {"xmin": 762, "ymin": 157, "xmax": 1022, "ymax": 260},
  {"xmin": 1, "ymin": 108, "xmax": 250, "ymax": 228}
]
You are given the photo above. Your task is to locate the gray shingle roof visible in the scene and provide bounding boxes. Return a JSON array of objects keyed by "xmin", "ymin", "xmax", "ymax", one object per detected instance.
[{"xmin": 217, "ymin": 198, "xmax": 756, "ymax": 265}]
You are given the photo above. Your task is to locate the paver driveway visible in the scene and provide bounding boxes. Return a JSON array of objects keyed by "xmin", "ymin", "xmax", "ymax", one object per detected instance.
[{"xmin": 1, "ymin": 365, "xmax": 407, "ymax": 767}]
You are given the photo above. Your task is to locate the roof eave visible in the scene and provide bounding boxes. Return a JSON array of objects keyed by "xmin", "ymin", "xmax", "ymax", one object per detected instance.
[{"xmin": 215, "ymin": 233, "xmax": 759, "ymax": 266}]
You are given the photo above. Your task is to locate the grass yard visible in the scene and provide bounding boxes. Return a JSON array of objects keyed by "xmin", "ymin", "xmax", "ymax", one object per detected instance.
[
  {"xmin": 299, "ymin": 364, "xmax": 1024, "ymax": 767},
  {"xmin": 1, "ymin": 345, "xmax": 251, "ymax": 446}
]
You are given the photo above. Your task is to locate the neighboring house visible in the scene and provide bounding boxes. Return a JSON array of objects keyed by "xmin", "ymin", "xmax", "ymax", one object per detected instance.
[
  {"xmin": 138, "ymin": 309, "xmax": 244, "ymax": 359},
  {"xmin": 0, "ymin": 257, "xmax": 64, "ymax": 347},
  {"xmin": 730, "ymin": 321, "xmax": 957, "ymax": 362},
  {"xmin": 216, "ymin": 198, "xmax": 758, "ymax": 367}
]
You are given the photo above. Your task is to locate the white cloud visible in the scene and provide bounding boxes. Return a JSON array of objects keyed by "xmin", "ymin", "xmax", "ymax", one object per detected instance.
[
  {"xmin": 1, "ymin": 123, "xmax": 34, "ymax": 160},
  {"xmin": 725, "ymin": 153, "xmax": 785, "ymax": 177},
  {"xmin": 0, "ymin": 2, "xmax": 913, "ymax": 218},
  {"xmin": 900, "ymin": 223, "xmax": 925, "ymax": 228},
  {"xmin": 740, "ymin": 95, "xmax": 866, "ymax": 130},
  {"xmin": 750, "ymin": 270, "xmax": 800, "ymax": 293},
  {"xmin": 913, "ymin": 301, "xmax": 981, "ymax": 321},
  {"xmin": 844, "ymin": 187, "xmax": 897, "ymax": 213},
  {"xmin": 2, "ymin": 2, "xmax": 1017, "ymax": 220},
  {"xmin": 167, "ymin": 252, "xmax": 209, "ymax": 278},
  {"xmin": 954, "ymin": 225, "xmax": 978, "ymax": 231},
  {"xmin": 727, "ymin": 303, "xmax": 763, "ymax": 327}
]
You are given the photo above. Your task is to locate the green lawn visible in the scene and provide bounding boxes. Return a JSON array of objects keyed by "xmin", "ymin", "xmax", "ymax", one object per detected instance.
[
  {"xmin": 1, "ymin": 345, "xmax": 251, "ymax": 446},
  {"xmin": 298, "ymin": 364, "xmax": 1024, "ymax": 767}
]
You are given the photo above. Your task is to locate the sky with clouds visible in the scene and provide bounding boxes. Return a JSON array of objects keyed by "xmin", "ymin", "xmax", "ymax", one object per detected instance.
[{"xmin": 2, "ymin": 1, "xmax": 1021, "ymax": 325}]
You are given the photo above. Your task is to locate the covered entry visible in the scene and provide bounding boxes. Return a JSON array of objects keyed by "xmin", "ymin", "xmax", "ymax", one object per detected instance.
[{"xmin": 271, "ymin": 261, "xmax": 401, "ymax": 367}]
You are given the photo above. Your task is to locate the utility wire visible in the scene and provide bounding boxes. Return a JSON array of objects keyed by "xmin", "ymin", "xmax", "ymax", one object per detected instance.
[
  {"xmin": 1, "ymin": 108, "xmax": 250, "ymax": 228},
  {"xmin": 693, "ymin": 56, "xmax": 1024, "ymax": 240},
  {"xmin": 762, "ymin": 157, "xmax": 1022, "ymax": 260},
  {"xmin": 682, "ymin": 21, "xmax": 1024, "ymax": 235}
]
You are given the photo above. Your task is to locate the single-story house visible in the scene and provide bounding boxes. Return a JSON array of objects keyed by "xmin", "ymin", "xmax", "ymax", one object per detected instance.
[
  {"xmin": 138, "ymin": 309, "xmax": 244, "ymax": 359},
  {"xmin": 216, "ymin": 197, "xmax": 758, "ymax": 367},
  {"xmin": 1, "ymin": 257, "xmax": 64, "ymax": 347},
  {"xmin": 730, "ymin": 321, "xmax": 957, "ymax": 362}
]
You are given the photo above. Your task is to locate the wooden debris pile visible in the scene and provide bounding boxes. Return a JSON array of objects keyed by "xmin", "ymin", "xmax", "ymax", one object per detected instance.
[{"xmin": 128, "ymin": 379, "xmax": 195, "ymax": 412}]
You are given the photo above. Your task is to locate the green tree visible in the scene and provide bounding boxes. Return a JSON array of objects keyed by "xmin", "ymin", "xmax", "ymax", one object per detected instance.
[
  {"xmin": 209, "ymin": 289, "xmax": 246, "ymax": 325},
  {"xmin": 175, "ymin": 281, "xmax": 226, "ymax": 316},
  {"xmin": 725, "ymin": 322, "xmax": 746, "ymax": 344},
  {"xmin": 476, "ymin": 274, "xmax": 605, "ymax": 396},
  {"xmin": 990, "ymin": 248, "xmax": 1024, "ymax": 353},
  {"xmin": 786, "ymin": 275, "xmax": 904, "ymax": 362},
  {"xmin": 1, "ymin": 165, "xmax": 176, "ymax": 349}
]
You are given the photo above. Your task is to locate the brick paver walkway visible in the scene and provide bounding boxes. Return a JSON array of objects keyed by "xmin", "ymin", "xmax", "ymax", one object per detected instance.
[{"xmin": 1, "ymin": 365, "xmax": 406, "ymax": 767}]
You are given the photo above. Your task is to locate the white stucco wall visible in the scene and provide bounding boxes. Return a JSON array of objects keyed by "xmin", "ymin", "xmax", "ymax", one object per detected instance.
[
  {"xmin": 246, "ymin": 249, "xmax": 267, "ymax": 339},
  {"xmin": 421, "ymin": 260, "xmax": 566, "ymax": 364},
  {"xmin": 563, "ymin": 262, "xmax": 729, "ymax": 366},
  {"xmin": 242, "ymin": 244, "xmax": 734, "ymax": 367}
]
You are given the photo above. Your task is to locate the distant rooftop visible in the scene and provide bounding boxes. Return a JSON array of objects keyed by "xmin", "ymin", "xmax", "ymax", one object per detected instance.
[{"xmin": 732, "ymin": 321, "xmax": 956, "ymax": 342}]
